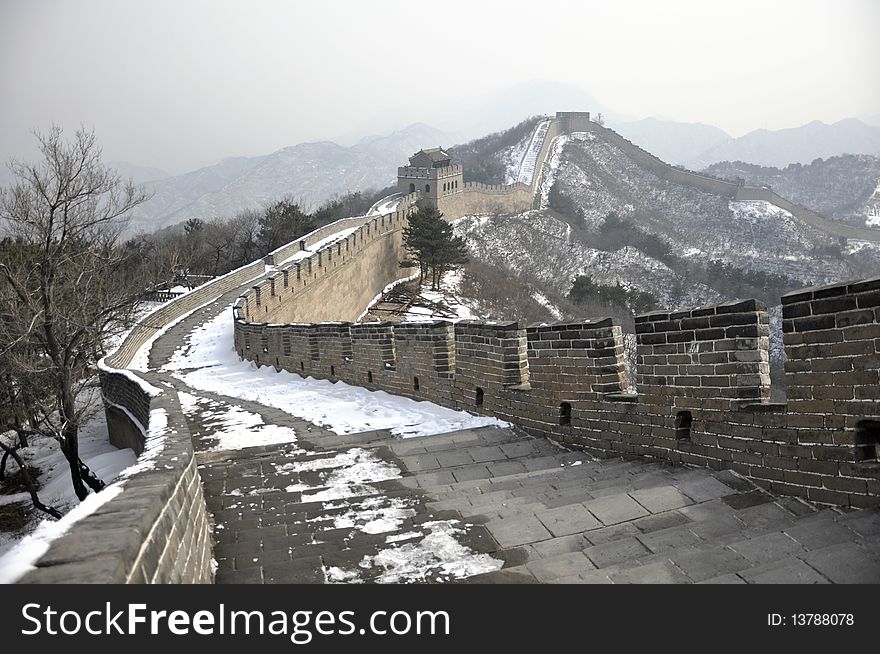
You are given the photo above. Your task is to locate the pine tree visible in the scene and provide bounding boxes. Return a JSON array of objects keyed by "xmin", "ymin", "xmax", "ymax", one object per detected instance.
[
  {"xmin": 403, "ymin": 204, "xmax": 469, "ymax": 290},
  {"xmin": 257, "ymin": 199, "xmax": 315, "ymax": 252}
]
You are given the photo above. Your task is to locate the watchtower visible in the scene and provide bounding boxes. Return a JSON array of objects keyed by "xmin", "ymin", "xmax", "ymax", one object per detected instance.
[
  {"xmin": 397, "ymin": 147, "xmax": 464, "ymax": 209},
  {"xmin": 556, "ymin": 111, "xmax": 592, "ymax": 134}
]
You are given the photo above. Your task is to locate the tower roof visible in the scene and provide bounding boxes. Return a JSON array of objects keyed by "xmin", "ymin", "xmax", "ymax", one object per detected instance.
[{"xmin": 408, "ymin": 147, "xmax": 451, "ymax": 167}]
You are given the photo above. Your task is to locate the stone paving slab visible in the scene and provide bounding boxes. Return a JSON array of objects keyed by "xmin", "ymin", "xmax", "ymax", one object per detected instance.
[
  {"xmin": 670, "ymin": 546, "xmax": 753, "ymax": 582},
  {"xmin": 485, "ymin": 515, "xmax": 553, "ymax": 548},
  {"xmin": 629, "ymin": 486, "xmax": 693, "ymax": 513},
  {"xmin": 525, "ymin": 551, "xmax": 596, "ymax": 582},
  {"xmin": 799, "ymin": 541, "xmax": 880, "ymax": 584},
  {"xmin": 609, "ymin": 561, "xmax": 691, "ymax": 584},
  {"xmin": 729, "ymin": 532, "xmax": 805, "ymax": 565},
  {"xmin": 140, "ymin": 286, "xmax": 880, "ymax": 585},
  {"xmin": 537, "ymin": 504, "xmax": 602, "ymax": 537},
  {"xmin": 738, "ymin": 557, "xmax": 831, "ymax": 584},
  {"xmin": 584, "ymin": 493, "xmax": 650, "ymax": 525}
]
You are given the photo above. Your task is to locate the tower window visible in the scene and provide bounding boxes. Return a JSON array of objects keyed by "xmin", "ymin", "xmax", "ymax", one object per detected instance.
[
  {"xmin": 855, "ymin": 420, "xmax": 880, "ymax": 462},
  {"xmin": 330, "ymin": 365, "xmax": 335, "ymax": 377},
  {"xmin": 560, "ymin": 402, "xmax": 572, "ymax": 426},
  {"xmin": 367, "ymin": 371, "xmax": 373, "ymax": 383},
  {"xmin": 413, "ymin": 376, "xmax": 420, "ymax": 391},
  {"xmin": 475, "ymin": 387, "xmax": 484, "ymax": 407},
  {"xmin": 425, "ymin": 184, "xmax": 430, "ymax": 193},
  {"xmin": 409, "ymin": 183, "xmax": 415, "ymax": 193},
  {"xmin": 675, "ymin": 411, "xmax": 693, "ymax": 441}
]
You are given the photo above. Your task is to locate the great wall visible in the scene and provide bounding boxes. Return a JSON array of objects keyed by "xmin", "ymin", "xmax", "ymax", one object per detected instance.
[{"xmin": 17, "ymin": 112, "xmax": 880, "ymax": 584}]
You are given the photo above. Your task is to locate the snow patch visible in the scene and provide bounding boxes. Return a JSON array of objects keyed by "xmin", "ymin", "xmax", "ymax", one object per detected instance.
[
  {"xmin": 178, "ymin": 392, "xmax": 297, "ymax": 451},
  {"xmin": 350, "ymin": 520, "xmax": 503, "ymax": 583},
  {"xmin": 165, "ymin": 306, "xmax": 505, "ymax": 438}
]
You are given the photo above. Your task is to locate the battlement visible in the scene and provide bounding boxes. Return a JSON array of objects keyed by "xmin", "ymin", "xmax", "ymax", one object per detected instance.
[
  {"xmin": 236, "ymin": 281, "xmax": 880, "ymax": 507},
  {"xmin": 635, "ymin": 298, "xmax": 771, "ymax": 406},
  {"xmin": 397, "ymin": 163, "xmax": 463, "ymax": 180},
  {"xmin": 556, "ymin": 111, "xmax": 592, "ymax": 133}
]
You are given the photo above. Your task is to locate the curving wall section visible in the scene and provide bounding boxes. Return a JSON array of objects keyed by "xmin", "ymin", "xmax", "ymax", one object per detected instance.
[
  {"xmin": 237, "ymin": 259, "xmax": 880, "ymax": 508},
  {"xmin": 17, "ymin": 201, "xmax": 420, "ymax": 582}
]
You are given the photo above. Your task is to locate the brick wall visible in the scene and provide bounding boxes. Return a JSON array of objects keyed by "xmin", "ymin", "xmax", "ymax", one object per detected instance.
[
  {"xmin": 237, "ymin": 282, "xmax": 880, "ymax": 508},
  {"xmin": 238, "ymin": 207, "xmax": 414, "ymax": 325}
]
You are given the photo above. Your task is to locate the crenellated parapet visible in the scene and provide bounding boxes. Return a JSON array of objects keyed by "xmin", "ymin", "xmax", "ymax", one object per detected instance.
[
  {"xmin": 635, "ymin": 299, "xmax": 771, "ymax": 408},
  {"xmin": 236, "ymin": 279, "xmax": 880, "ymax": 508}
]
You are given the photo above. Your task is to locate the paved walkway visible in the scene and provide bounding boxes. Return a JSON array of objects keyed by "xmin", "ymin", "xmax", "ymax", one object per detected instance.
[{"xmin": 140, "ymin": 291, "xmax": 880, "ymax": 584}]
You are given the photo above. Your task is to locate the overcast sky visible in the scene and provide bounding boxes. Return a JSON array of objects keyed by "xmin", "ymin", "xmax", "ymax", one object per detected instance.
[{"xmin": 1, "ymin": 0, "xmax": 878, "ymax": 173}]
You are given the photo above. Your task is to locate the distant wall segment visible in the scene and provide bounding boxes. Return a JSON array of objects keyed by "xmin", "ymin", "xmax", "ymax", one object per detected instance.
[{"xmin": 573, "ymin": 119, "xmax": 880, "ymax": 242}]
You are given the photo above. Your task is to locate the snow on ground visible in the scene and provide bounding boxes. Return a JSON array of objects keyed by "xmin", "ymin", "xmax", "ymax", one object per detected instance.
[
  {"xmin": 356, "ymin": 271, "xmax": 421, "ymax": 322},
  {"xmin": 403, "ymin": 269, "xmax": 477, "ymax": 321},
  {"xmin": 162, "ymin": 305, "xmax": 506, "ymax": 438},
  {"xmin": 272, "ymin": 448, "xmax": 401, "ymax": 502},
  {"xmin": 178, "ymin": 391, "xmax": 298, "ymax": 451},
  {"xmin": 277, "ymin": 227, "xmax": 359, "ymax": 266},
  {"xmin": 262, "ymin": 443, "xmax": 503, "ymax": 582},
  {"xmin": 129, "ymin": 299, "xmax": 216, "ymax": 372},
  {"xmin": 327, "ymin": 496, "xmax": 416, "ymax": 535},
  {"xmin": 537, "ymin": 135, "xmax": 570, "ymax": 209},
  {"xmin": 457, "ymin": 211, "xmax": 722, "ymax": 309},
  {"xmin": 516, "ymin": 119, "xmax": 552, "ymax": 186},
  {"xmin": 867, "ymin": 214, "xmax": 880, "ymax": 228},
  {"xmin": 367, "ymin": 194, "xmax": 403, "ymax": 216},
  {"xmin": 531, "ymin": 291, "xmax": 563, "ymax": 320},
  {"xmin": 845, "ymin": 239, "xmax": 880, "ymax": 255},
  {"xmin": 501, "ymin": 130, "xmax": 534, "ymax": 185},
  {"xmin": 0, "ymin": 484, "xmax": 123, "ymax": 584},
  {"xmin": 330, "ymin": 519, "xmax": 502, "ymax": 583},
  {"xmin": 0, "ymin": 391, "xmax": 137, "ymax": 558}
]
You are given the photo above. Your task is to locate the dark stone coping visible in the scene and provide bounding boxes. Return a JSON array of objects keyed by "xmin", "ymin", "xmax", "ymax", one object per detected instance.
[
  {"xmin": 526, "ymin": 318, "xmax": 618, "ymax": 331},
  {"xmin": 782, "ymin": 276, "xmax": 880, "ymax": 305},
  {"xmin": 606, "ymin": 392, "xmax": 639, "ymax": 403}
]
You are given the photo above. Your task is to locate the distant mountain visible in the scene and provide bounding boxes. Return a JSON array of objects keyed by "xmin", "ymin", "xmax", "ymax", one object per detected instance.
[
  {"xmin": 609, "ymin": 117, "xmax": 730, "ymax": 165},
  {"xmin": 691, "ymin": 119, "xmax": 880, "ymax": 168},
  {"xmin": 125, "ymin": 123, "xmax": 452, "ymax": 234},
  {"xmin": 354, "ymin": 123, "xmax": 452, "ymax": 166},
  {"xmin": 107, "ymin": 161, "xmax": 171, "ymax": 184}
]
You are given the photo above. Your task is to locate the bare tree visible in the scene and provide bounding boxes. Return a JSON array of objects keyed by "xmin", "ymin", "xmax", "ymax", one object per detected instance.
[{"xmin": 0, "ymin": 126, "xmax": 148, "ymax": 502}]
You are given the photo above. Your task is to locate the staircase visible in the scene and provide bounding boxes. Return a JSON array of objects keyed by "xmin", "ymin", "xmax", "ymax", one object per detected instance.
[{"xmin": 196, "ymin": 417, "xmax": 880, "ymax": 584}]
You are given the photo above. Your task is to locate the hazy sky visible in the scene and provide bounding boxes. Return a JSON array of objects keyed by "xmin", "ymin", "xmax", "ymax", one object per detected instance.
[{"xmin": 2, "ymin": 0, "xmax": 878, "ymax": 173}]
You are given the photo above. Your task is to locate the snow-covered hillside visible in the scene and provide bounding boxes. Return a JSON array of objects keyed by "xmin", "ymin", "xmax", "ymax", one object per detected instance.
[
  {"xmin": 705, "ymin": 155, "xmax": 880, "ymax": 225},
  {"xmin": 452, "ymin": 129, "xmax": 880, "ymax": 321},
  {"xmin": 455, "ymin": 211, "xmax": 721, "ymax": 308}
]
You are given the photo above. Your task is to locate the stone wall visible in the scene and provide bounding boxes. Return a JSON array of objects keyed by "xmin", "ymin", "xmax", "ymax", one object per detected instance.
[
  {"xmin": 734, "ymin": 186, "xmax": 880, "ymax": 241},
  {"xmin": 20, "ymin": 230, "xmax": 281, "ymax": 583},
  {"xmin": 437, "ymin": 181, "xmax": 533, "ymax": 219},
  {"xmin": 19, "ymin": 391, "xmax": 213, "ymax": 583},
  {"xmin": 237, "ymin": 280, "xmax": 880, "ymax": 508},
  {"xmin": 236, "ymin": 204, "xmax": 415, "ymax": 327}
]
